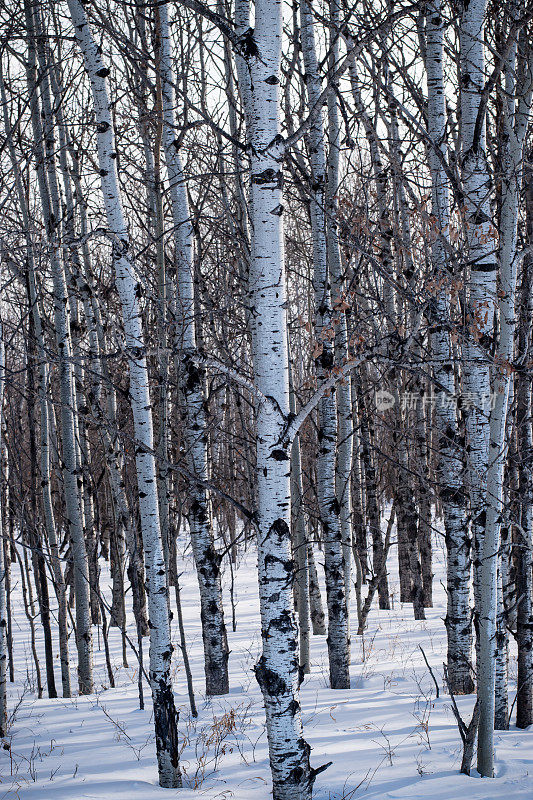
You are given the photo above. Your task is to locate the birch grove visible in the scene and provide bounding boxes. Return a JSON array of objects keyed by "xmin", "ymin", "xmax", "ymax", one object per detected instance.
[{"xmin": 0, "ymin": 0, "xmax": 532, "ymax": 796}]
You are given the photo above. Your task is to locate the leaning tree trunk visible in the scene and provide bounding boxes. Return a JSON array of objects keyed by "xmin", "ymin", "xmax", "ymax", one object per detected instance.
[{"xmin": 67, "ymin": 0, "xmax": 180, "ymax": 785}]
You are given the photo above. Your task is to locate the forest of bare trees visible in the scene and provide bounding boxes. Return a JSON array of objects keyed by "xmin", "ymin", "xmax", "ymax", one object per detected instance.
[{"xmin": 0, "ymin": 0, "xmax": 532, "ymax": 797}]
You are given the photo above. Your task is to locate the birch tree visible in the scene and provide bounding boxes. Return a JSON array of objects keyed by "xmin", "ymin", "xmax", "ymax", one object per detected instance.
[
  {"xmin": 300, "ymin": 0, "xmax": 350, "ymax": 690},
  {"xmin": 425, "ymin": 0, "xmax": 473, "ymax": 694},
  {"xmin": 0, "ymin": 321, "xmax": 5, "ymax": 736},
  {"xmin": 66, "ymin": 0, "xmax": 180, "ymax": 785},
  {"xmin": 515, "ymin": 152, "xmax": 533, "ymax": 729},
  {"xmin": 24, "ymin": 0, "xmax": 93, "ymax": 695},
  {"xmin": 477, "ymin": 12, "xmax": 532, "ymax": 775},
  {"xmin": 156, "ymin": 1, "xmax": 229, "ymax": 696},
  {"xmin": 238, "ymin": 0, "xmax": 318, "ymax": 792},
  {"xmin": 0, "ymin": 67, "xmax": 72, "ymax": 698}
]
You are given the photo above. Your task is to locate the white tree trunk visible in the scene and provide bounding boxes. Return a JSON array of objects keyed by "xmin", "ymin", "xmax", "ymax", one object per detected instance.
[
  {"xmin": 157, "ymin": 2, "xmax": 229, "ymax": 695},
  {"xmin": 241, "ymin": 0, "xmax": 316, "ymax": 793},
  {"xmin": 458, "ymin": 0, "xmax": 495, "ymax": 638},
  {"xmin": 25, "ymin": 0, "xmax": 93, "ymax": 695},
  {"xmin": 0, "ymin": 69, "xmax": 72, "ymax": 698},
  {"xmin": 67, "ymin": 0, "xmax": 180, "ymax": 784},
  {"xmin": 477, "ymin": 16, "xmax": 532, "ymax": 775},
  {"xmin": 426, "ymin": 0, "xmax": 473, "ymax": 694},
  {"xmin": 327, "ymin": 0, "xmax": 353, "ymax": 614},
  {"xmin": 301, "ymin": 0, "xmax": 350, "ymax": 690}
]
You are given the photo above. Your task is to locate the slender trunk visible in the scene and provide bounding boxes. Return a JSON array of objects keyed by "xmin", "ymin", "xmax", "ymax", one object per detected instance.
[
  {"xmin": 26, "ymin": 336, "xmax": 57, "ymax": 698},
  {"xmin": 289, "ymin": 363, "xmax": 310, "ymax": 675},
  {"xmin": 515, "ymin": 155, "xmax": 533, "ymax": 729},
  {"xmin": 327, "ymin": 0, "xmax": 353, "ymax": 612},
  {"xmin": 156, "ymin": 2, "xmax": 229, "ymax": 695},
  {"xmin": 25, "ymin": 0, "xmax": 93, "ymax": 694},
  {"xmin": 308, "ymin": 541, "xmax": 326, "ymax": 635},
  {"xmin": 19, "ymin": 542, "xmax": 43, "ymax": 698},
  {"xmin": 169, "ymin": 545, "xmax": 198, "ymax": 718},
  {"xmin": 426, "ymin": 0, "xmax": 473, "ymax": 694},
  {"xmin": 0, "ymin": 327, "xmax": 6, "ymax": 735},
  {"xmin": 476, "ymin": 14, "xmax": 532, "ymax": 775},
  {"xmin": 300, "ymin": 0, "xmax": 350, "ymax": 690},
  {"xmin": 355, "ymin": 374, "xmax": 389, "ymax": 608},
  {"xmin": 494, "ymin": 522, "xmax": 510, "ymax": 730},
  {"xmin": 351, "ymin": 414, "xmax": 368, "ymax": 582},
  {"xmin": 67, "ymin": 0, "xmax": 180, "ymax": 784},
  {"xmin": 242, "ymin": 1, "xmax": 316, "ymax": 792},
  {"xmin": 357, "ymin": 504, "xmax": 396, "ymax": 635}
]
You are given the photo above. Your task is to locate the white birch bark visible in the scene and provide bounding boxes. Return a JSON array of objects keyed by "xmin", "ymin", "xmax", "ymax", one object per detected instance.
[
  {"xmin": 477, "ymin": 18, "xmax": 532, "ymax": 775},
  {"xmin": 241, "ymin": 0, "xmax": 316, "ymax": 793},
  {"xmin": 426, "ymin": 0, "xmax": 473, "ymax": 694},
  {"xmin": 300, "ymin": 0, "xmax": 350, "ymax": 690},
  {"xmin": 327, "ymin": 0, "xmax": 353, "ymax": 613},
  {"xmin": 25, "ymin": 0, "xmax": 93, "ymax": 695},
  {"xmin": 66, "ymin": 0, "xmax": 180, "ymax": 784},
  {"xmin": 494, "ymin": 537, "xmax": 510, "ymax": 729},
  {"xmin": 157, "ymin": 2, "xmax": 229, "ymax": 695},
  {"xmin": 0, "ymin": 70, "xmax": 71, "ymax": 698},
  {"xmin": 458, "ymin": 0, "xmax": 495, "ymax": 636},
  {"xmin": 151, "ymin": 77, "xmax": 171, "ymax": 577}
]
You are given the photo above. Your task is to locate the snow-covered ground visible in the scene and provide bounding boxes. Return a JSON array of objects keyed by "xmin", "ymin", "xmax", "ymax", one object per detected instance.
[{"xmin": 1, "ymin": 528, "xmax": 531, "ymax": 800}]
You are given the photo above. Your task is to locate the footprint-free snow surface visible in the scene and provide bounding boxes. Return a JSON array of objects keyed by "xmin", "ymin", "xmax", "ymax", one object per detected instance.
[{"xmin": 2, "ymin": 528, "xmax": 532, "ymax": 799}]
